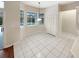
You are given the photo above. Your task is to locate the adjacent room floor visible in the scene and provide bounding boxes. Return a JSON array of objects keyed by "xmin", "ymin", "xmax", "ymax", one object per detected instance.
[{"xmin": 14, "ymin": 32, "xmax": 74, "ymax": 58}]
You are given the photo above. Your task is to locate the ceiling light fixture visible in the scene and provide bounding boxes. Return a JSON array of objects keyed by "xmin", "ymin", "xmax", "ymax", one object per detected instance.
[{"xmin": 37, "ymin": 2, "xmax": 42, "ymax": 21}]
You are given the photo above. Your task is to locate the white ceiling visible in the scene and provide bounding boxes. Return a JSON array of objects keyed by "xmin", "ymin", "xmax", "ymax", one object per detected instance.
[
  {"xmin": 23, "ymin": 1, "xmax": 57, "ymax": 8},
  {"xmin": 23, "ymin": 1, "xmax": 75, "ymax": 8},
  {"xmin": 0, "ymin": 1, "xmax": 75, "ymax": 8}
]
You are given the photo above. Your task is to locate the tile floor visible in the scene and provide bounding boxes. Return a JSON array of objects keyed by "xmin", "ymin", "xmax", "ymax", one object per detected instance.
[{"xmin": 14, "ymin": 32, "xmax": 74, "ymax": 58}]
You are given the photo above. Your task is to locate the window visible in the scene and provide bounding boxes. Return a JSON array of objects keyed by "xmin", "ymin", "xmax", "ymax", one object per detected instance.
[
  {"xmin": 20, "ymin": 10, "xmax": 24, "ymax": 26},
  {"xmin": 39, "ymin": 13, "xmax": 44, "ymax": 24},
  {"xmin": 0, "ymin": 17, "xmax": 3, "ymax": 25},
  {"xmin": 0, "ymin": 1, "xmax": 4, "ymax": 8},
  {"xmin": 20, "ymin": 11, "xmax": 44, "ymax": 26},
  {"xmin": 0, "ymin": 11, "xmax": 3, "ymax": 25},
  {"xmin": 27, "ymin": 12, "xmax": 44, "ymax": 26},
  {"xmin": 27, "ymin": 12, "xmax": 37, "ymax": 25}
]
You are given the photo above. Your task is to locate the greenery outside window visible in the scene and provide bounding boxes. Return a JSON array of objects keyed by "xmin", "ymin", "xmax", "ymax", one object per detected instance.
[{"xmin": 0, "ymin": 17, "xmax": 3, "ymax": 25}]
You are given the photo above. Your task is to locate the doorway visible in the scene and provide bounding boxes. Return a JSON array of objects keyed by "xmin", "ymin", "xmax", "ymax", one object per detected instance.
[
  {"xmin": 59, "ymin": 10, "xmax": 77, "ymax": 35},
  {"xmin": 0, "ymin": 1, "xmax": 4, "ymax": 49}
]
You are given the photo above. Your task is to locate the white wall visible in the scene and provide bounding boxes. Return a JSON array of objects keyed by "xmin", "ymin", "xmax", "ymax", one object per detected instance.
[
  {"xmin": 45, "ymin": 2, "xmax": 58, "ymax": 35},
  {"xmin": 60, "ymin": 10, "xmax": 77, "ymax": 35},
  {"xmin": 0, "ymin": 8, "xmax": 3, "ymax": 17},
  {"xmin": 4, "ymin": 1, "xmax": 20, "ymax": 48},
  {"xmin": 71, "ymin": 7, "xmax": 79, "ymax": 58}
]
